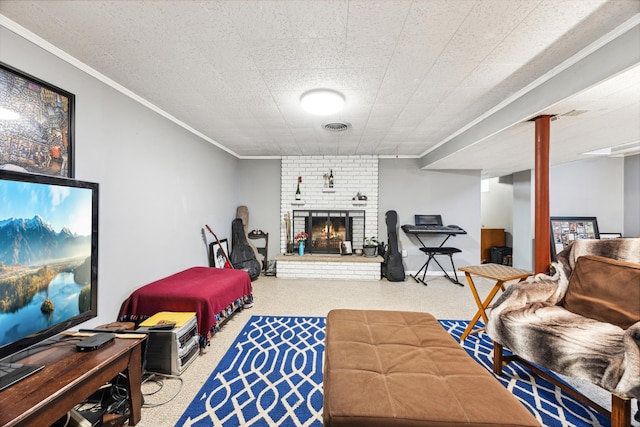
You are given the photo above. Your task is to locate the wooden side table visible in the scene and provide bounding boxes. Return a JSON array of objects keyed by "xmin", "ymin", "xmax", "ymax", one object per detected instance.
[
  {"xmin": 458, "ymin": 264, "xmax": 531, "ymax": 341},
  {"xmin": 0, "ymin": 336, "xmax": 145, "ymax": 426}
]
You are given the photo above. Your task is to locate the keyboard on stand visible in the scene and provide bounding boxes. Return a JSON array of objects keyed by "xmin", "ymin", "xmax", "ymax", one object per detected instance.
[{"xmin": 401, "ymin": 224, "xmax": 466, "ymax": 234}]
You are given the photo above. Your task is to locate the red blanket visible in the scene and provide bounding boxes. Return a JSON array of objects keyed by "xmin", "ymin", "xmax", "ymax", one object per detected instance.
[{"xmin": 119, "ymin": 267, "xmax": 252, "ymax": 343}]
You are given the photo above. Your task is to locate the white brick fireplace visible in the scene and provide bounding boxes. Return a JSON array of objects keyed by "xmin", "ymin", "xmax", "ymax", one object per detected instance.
[{"xmin": 277, "ymin": 155, "xmax": 381, "ymax": 279}]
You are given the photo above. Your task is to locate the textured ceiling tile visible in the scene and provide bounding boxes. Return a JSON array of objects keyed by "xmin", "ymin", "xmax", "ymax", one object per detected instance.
[
  {"xmin": 518, "ymin": 0, "xmax": 609, "ymax": 34},
  {"xmin": 197, "ymin": 40, "xmax": 257, "ymax": 71},
  {"xmin": 401, "ymin": 0, "xmax": 474, "ymax": 40},
  {"xmin": 421, "ymin": 61, "xmax": 477, "ymax": 88},
  {"xmin": 295, "ymin": 38, "xmax": 346, "ymax": 69},
  {"xmin": 247, "ymin": 39, "xmax": 301, "ymax": 70},
  {"xmin": 440, "ymin": 86, "xmax": 490, "ymax": 106},
  {"xmin": 271, "ymin": 90, "xmax": 305, "ymax": 111},
  {"xmin": 460, "ymin": 63, "xmax": 522, "ymax": 88},
  {"xmin": 367, "ymin": 104, "xmax": 405, "ymax": 124},
  {"xmin": 483, "ymin": 31, "xmax": 559, "ymax": 65},
  {"xmin": 286, "ymin": 0, "xmax": 348, "ymax": 39},
  {"xmin": 340, "ymin": 67, "xmax": 387, "ymax": 91},
  {"xmin": 394, "ymin": 104, "xmax": 439, "ymax": 127},
  {"xmin": 344, "ymin": 36, "xmax": 397, "ymax": 68},
  {"xmin": 158, "ymin": 2, "xmax": 240, "ymax": 42},
  {"xmin": 251, "ymin": 111, "xmax": 289, "ymax": 129},
  {"xmin": 340, "ymin": 89, "xmax": 378, "ymax": 109},
  {"xmin": 216, "ymin": 69, "xmax": 271, "ymax": 94},
  {"xmin": 262, "ymin": 68, "xmax": 345, "ymax": 92},
  {"xmin": 0, "ymin": 2, "xmax": 80, "ymax": 45},
  {"xmin": 222, "ymin": 0, "xmax": 292, "ymax": 40},
  {"xmin": 391, "ymin": 33, "xmax": 443, "ymax": 69},
  {"xmin": 112, "ymin": 2, "xmax": 182, "ymax": 44},
  {"xmin": 346, "ymin": 0, "xmax": 412, "ymax": 39},
  {"xmin": 408, "ymin": 85, "xmax": 454, "ymax": 105}
]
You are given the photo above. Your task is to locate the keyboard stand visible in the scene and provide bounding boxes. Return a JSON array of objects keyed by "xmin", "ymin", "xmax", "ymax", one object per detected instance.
[
  {"xmin": 414, "ymin": 246, "xmax": 462, "ymax": 285},
  {"xmin": 403, "ymin": 227, "xmax": 465, "ymax": 286}
]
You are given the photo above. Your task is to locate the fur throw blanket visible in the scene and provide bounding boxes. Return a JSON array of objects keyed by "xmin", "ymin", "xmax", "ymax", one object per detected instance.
[{"xmin": 486, "ymin": 238, "xmax": 640, "ymax": 399}]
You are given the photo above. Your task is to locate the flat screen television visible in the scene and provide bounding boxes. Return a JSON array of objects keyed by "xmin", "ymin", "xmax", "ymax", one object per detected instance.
[{"xmin": 0, "ymin": 169, "xmax": 99, "ymax": 390}]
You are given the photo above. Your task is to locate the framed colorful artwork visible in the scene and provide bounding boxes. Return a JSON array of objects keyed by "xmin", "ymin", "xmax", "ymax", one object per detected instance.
[
  {"xmin": 550, "ymin": 216, "xmax": 600, "ymax": 260},
  {"xmin": 0, "ymin": 62, "xmax": 75, "ymax": 177}
]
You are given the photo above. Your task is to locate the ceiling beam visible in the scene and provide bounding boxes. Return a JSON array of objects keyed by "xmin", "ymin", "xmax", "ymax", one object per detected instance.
[{"xmin": 419, "ymin": 16, "xmax": 640, "ymax": 170}]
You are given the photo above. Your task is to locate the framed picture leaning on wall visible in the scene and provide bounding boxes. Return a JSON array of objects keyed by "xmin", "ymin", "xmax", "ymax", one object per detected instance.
[
  {"xmin": 0, "ymin": 62, "xmax": 75, "ymax": 177},
  {"xmin": 550, "ymin": 216, "xmax": 600, "ymax": 260},
  {"xmin": 209, "ymin": 239, "xmax": 230, "ymax": 269}
]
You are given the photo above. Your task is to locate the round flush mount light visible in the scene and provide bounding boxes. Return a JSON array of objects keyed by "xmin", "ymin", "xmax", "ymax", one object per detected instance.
[{"xmin": 300, "ymin": 89, "xmax": 344, "ymax": 115}]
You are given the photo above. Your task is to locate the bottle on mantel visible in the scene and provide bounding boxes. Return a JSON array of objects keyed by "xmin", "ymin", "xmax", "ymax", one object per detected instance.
[
  {"xmin": 295, "ymin": 176, "xmax": 301, "ymax": 200},
  {"xmin": 328, "ymin": 169, "xmax": 334, "ymax": 188}
]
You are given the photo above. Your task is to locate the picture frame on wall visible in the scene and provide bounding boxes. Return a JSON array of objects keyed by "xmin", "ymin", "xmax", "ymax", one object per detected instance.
[
  {"xmin": 209, "ymin": 239, "xmax": 230, "ymax": 268},
  {"xmin": 0, "ymin": 62, "xmax": 75, "ymax": 178},
  {"xmin": 550, "ymin": 216, "xmax": 600, "ymax": 260}
]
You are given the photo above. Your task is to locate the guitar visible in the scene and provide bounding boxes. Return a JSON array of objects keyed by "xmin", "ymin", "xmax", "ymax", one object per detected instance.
[
  {"xmin": 383, "ymin": 210, "xmax": 406, "ymax": 281},
  {"xmin": 205, "ymin": 224, "xmax": 233, "ymax": 269},
  {"xmin": 229, "ymin": 218, "xmax": 262, "ymax": 281}
]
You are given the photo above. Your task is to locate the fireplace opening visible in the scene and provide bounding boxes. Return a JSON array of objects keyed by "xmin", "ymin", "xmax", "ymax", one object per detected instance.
[
  {"xmin": 311, "ymin": 215, "xmax": 349, "ymax": 252},
  {"xmin": 293, "ymin": 210, "xmax": 365, "ymax": 254}
]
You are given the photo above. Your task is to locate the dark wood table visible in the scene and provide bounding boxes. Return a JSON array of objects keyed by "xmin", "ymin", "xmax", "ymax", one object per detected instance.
[{"xmin": 0, "ymin": 335, "xmax": 145, "ymax": 426}]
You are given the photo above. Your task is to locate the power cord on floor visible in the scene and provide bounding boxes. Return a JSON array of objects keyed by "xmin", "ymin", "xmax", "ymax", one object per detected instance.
[{"xmin": 141, "ymin": 371, "xmax": 184, "ymax": 408}]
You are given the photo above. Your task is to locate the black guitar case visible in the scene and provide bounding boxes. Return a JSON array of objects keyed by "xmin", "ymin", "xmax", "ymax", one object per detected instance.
[
  {"xmin": 382, "ymin": 210, "xmax": 405, "ymax": 281},
  {"xmin": 230, "ymin": 218, "xmax": 261, "ymax": 281}
]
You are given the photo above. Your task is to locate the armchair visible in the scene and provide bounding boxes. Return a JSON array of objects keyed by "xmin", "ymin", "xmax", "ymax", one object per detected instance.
[{"xmin": 486, "ymin": 238, "xmax": 640, "ymax": 427}]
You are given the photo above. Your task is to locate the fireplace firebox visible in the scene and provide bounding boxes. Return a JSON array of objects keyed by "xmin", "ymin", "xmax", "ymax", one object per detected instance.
[{"xmin": 293, "ymin": 210, "xmax": 365, "ymax": 254}]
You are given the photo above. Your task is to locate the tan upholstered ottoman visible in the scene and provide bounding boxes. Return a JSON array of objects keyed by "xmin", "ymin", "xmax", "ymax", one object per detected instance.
[{"xmin": 323, "ymin": 309, "xmax": 539, "ymax": 427}]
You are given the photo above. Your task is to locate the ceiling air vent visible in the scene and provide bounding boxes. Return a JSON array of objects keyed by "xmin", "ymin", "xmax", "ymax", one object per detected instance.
[{"xmin": 323, "ymin": 122, "xmax": 350, "ymax": 132}]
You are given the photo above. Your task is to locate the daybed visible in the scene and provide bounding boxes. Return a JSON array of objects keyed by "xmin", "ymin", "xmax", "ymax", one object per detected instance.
[
  {"xmin": 119, "ymin": 266, "xmax": 253, "ymax": 347},
  {"xmin": 486, "ymin": 238, "xmax": 640, "ymax": 427}
]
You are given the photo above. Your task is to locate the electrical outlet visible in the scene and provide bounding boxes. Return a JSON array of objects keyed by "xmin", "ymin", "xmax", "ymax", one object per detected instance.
[{"xmin": 402, "ymin": 249, "xmax": 408, "ymax": 257}]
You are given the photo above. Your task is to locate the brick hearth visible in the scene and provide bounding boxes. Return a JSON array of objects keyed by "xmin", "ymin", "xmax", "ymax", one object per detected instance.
[{"xmin": 274, "ymin": 253, "xmax": 383, "ymax": 280}]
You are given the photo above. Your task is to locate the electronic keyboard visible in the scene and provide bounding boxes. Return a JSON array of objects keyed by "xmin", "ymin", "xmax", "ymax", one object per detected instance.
[{"xmin": 401, "ymin": 224, "xmax": 467, "ymax": 234}]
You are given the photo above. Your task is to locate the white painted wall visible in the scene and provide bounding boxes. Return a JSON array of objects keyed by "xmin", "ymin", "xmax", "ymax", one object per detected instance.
[
  {"xmin": 623, "ymin": 154, "xmax": 639, "ymax": 237},
  {"xmin": 549, "ymin": 156, "xmax": 624, "ymax": 233},
  {"xmin": 379, "ymin": 159, "xmax": 481, "ymax": 274},
  {"xmin": 1, "ymin": 27, "xmax": 240, "ymax": 328},
  {"xmin": 512, "ymin": 170, "xmax": 534, "ymax": 270},
  {"xmin": 237, "ymin": 159, "xmax": 281, "ymax": 262}
]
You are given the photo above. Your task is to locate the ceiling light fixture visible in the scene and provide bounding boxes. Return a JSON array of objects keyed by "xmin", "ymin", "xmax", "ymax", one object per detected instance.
[{"xmin": 300, "ymin": 89, "xmax": 344, "ymax": 115}]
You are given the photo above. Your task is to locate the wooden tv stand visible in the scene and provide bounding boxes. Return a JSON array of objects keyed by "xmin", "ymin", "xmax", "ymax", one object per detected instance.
[{"xmin": 0, "ymin": 335, "xmax": 145, "ymax": 426}]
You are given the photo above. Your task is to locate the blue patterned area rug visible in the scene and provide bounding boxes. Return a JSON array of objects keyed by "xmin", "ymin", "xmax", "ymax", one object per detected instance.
[{"xmin": 176, "ymin": 316, "xmax": 609, "ymax": 427}]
